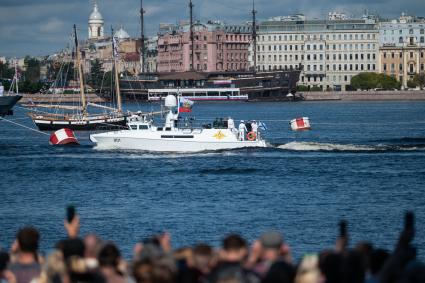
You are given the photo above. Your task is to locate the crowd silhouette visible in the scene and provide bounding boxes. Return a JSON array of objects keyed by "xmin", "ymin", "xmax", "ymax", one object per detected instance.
[{"xmin": 0, "ymin": 211, "xmax": 424, "ymax": 283}]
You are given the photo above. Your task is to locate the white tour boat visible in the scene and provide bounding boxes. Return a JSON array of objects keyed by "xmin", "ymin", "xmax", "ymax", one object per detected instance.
[{"xmin": 90, "ymin": 94, "xmax": 266, "ymax": 152}]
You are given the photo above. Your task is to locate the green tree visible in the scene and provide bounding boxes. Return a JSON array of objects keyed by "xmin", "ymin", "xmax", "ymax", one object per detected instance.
[
  {"xmin": 0, "ymin": 62, "xmax": 15, "ymax": 80},
  {"xmin": 24, "ymin": 56, "xmax": 41, "ymax": 83},
  {"xmin": 89, "ymin": 59, "xmax": 104, "ymax": 91},
  {"xmin": 351, "ymin": 72, "xmax": 401, "ymax": 90},
  {"xmin": 412, "ymin": 74, "xmax": 425, "ymax": 89},
  {"xmin": 407, "ymin": 79, "xmax": 417, "ymax": 89},
  {"xmin": 297, "ymin": 85, "xmax": 309, "ymax": 91},
  {"xmin": 310, "ymin": 86, "xmax": 322, "ymax": 91}
]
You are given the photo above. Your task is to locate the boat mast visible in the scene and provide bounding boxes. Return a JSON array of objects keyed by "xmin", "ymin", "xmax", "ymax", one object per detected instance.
[
  {"xmin": 74, "ymin": 24, "xmax": 87, "ymax": 115},
  {"xmin": 14, "ymin": 59, "xmax": 19, "ymax": 94},
  {"xmin": 252, "ymin": 0, "xmax": 257, "ymax": 73},
  {"xmin": 140, "ymin": 0, "xmax": 146, "ymax": 73},
  {"xmin": 189, "ymin": 0, "xmax": 194, "ymax": 71},
  {"xmin": 112, "ymin": 27, "xmax": 122, "ymax": 113}
]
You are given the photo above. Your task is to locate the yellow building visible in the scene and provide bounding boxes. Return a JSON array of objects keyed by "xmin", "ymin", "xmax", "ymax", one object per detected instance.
[{"xmin": 380, "ymin": 44, "xmax": 424, "ymax": 88}]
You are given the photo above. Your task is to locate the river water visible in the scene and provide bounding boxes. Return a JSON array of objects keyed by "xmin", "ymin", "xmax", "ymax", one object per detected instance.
[{"xmin": 1, "ymin": 101, "xmax": 424, "ymax": 260}]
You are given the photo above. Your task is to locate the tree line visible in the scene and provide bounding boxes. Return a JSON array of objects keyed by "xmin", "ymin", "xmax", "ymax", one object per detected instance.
[{"xmin": 0, "ymin": 57, "xmax": 115, "ymax": 94}]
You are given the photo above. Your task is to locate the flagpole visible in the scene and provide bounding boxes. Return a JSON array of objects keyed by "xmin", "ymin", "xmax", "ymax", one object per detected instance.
[
  {"xmin": 177, "ymin": 87, "xmax": 181, "ymax": 115},
  {"xmin": 112, "ymin": 26, "xmax": 122, "ymax": 113}
]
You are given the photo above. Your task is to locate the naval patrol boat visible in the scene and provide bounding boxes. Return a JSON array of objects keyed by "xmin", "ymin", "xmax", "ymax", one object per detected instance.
[{"xmin": 90, "ymin": 94, "xmax": 267, "ymax": 152}]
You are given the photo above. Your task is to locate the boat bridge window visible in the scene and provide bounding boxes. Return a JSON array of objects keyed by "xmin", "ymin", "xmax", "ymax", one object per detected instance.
[
  {"xmin": 139, "ymin": 125, "xmax": 149, "ymax": 130},
  {"xmin": 130, "ymin": 125, "xmax": 137, "ymax": 130},
  {"xmin": 157, "ymin": 127, "xmax": 163, "ymax": 131},
  {"xmin": 165, "ymin": 127, "xmax": 172, "ymax": 131}
]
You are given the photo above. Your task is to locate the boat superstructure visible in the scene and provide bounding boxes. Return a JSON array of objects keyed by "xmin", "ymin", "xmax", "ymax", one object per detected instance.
[
  {"xmin": 0, "ymin": 60, "xmax": 22, "ymax": 117},
  {"xmin": 90, "ymin": 95, "xmax": 267, "ymax": 152}
]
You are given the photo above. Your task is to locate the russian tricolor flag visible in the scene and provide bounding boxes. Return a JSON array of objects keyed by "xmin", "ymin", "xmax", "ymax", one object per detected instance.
[{"xmin": 179, "ymin": 97, "xmax": 194, "ymax": 113}]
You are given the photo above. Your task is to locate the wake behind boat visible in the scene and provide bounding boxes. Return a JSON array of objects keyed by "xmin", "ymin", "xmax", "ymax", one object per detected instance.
[{"xmin": 90, "ymin": 95, "xmax": 267, "ymax": 152}]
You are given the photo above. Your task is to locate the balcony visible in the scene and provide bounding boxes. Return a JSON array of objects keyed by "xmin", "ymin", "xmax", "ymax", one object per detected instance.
[{"xmin": 304, "ymin": 70, "xmax": 326, "ymax": 76}]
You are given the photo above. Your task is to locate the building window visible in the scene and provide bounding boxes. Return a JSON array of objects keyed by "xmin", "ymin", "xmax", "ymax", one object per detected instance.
[
  {"xmin": 383, "ymin": 64, "xmax": 387, "ymax": 71},
  {"xmin": 409, "ymin": 29, "xmax": 414, "ymax": 34},
  {"xmin": 399, "ymin": 64, "xmax": 403, "ymax": 71},
  {"xmin": 421, "ymin": 37, "xmax": 425, "ymax": 43},
  {"xmin": 399, "ymin": 37, "xmax": 403, "ymax": 43}
]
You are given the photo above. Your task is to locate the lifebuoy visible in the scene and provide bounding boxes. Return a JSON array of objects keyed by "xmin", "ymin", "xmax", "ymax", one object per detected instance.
[{"xmin": 247, "ymin": 131, "xmax": 256, "ymax": 141}]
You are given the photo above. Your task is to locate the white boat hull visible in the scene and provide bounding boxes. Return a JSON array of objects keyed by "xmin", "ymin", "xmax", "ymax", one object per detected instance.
[{"xmin": 91, "ymin": 128, "xmax": 266, "ymax": 152}]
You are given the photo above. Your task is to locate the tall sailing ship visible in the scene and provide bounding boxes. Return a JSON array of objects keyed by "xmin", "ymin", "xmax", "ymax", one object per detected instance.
[
  {"xmin": 28, "ymin": 25, "xmax": 128, "ymax": 131},
  {"xmin": 0, "ymin": 61, "xmax": 22, "ymax": 117}
]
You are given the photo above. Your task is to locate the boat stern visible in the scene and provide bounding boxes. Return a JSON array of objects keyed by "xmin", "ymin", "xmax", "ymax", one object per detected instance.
[{"xmin": 89, "ymin": 134, "xmax": 98, "ymax": 143}]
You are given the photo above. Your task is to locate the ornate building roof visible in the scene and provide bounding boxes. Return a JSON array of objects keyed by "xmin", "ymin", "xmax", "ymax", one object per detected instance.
[
  {"xmin": 115, "ymin": 26, "xmax": 130, "ymax": 40},
  {"xmin": 89, "ymin": 3, "xmax": 104, "ymax": 23}
]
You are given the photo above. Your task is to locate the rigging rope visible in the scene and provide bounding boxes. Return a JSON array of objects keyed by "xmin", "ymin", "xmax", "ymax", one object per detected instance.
[{"xmin": 0, "ymin": 117, "xmax": 50, "ymax": 136}]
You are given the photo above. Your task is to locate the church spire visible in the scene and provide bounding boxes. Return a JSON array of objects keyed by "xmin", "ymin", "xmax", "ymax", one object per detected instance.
[{"xmin": 88, "ymin": 1, "xmax": 104, "ymax": 39}]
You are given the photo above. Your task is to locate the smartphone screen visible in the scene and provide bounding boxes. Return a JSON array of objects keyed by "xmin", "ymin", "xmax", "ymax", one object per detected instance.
[
  {"xmin": 66, "ymin": 205, "xmax": 75, "ymax": 223},
  {"xmin": 339, "ymin": 220, "xmax": 347, "ymax": 237}
]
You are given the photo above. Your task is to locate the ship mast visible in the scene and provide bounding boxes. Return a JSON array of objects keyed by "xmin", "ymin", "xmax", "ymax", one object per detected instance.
[
  {"xmin": 14, "ymin": 59, "xmax": 19, "ymax": 94},
  {"xmin": 252, "ymin": 0, "xmax": 257, "ymax": 73},
  {"xmin": 111, "ymin": 27, "xmax": 122, "ymax": 113},
  {"xmin": 74, "ymin": 24, "xmax": 87, "ymax": 115},
  {"xmin": 140, "ymin": 0, "xmax": 146, "ymax": 73},
  {"xmin": 189, "ymin": 0, "xmax": 194, "ymax": 71}
]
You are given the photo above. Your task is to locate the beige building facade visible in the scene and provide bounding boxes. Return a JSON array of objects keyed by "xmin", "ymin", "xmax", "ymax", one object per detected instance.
[
  {"xmin": 378, "ymin": 14, "xmax": 425, "ymax": 88},
  {"xmin": 379, "ymin": 46, "xmax": 425, "ymax": 87},
  {"xmin": 255, "ymin": 13, "xmax": 379, "ymax": 91}
]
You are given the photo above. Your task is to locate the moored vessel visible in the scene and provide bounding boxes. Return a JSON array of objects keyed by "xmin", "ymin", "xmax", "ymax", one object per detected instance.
[
  {"xmin": 0, "ymin": 61, "xmax": 22, "ymax": 117},
  {"xmin": 27, "ymin": 25, "xmax": 128, "ymax": 131}
]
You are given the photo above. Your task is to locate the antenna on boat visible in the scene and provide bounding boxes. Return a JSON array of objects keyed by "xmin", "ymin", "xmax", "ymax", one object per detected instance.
[
  {"xmin": 111, "ymin": 26, "xmax": 122, "ymax": 113},
  {"xmin": 140, "ymin": 0, "xmax": 146, "ymax": 74},
  {"xmin": 189, "ymin": 0, "xmax": 194, "ymax": 71},
  {"xmin": 74, "ymin": 24, "xmax": 87, "ymax": 115},
  {"xmin": 252, "ymin": 0, "xmax": 257, "ymax": 73}
]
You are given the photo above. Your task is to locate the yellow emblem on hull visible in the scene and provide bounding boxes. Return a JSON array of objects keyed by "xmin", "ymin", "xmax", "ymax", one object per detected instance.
[{"xmin": 213, "ymin": 130, "xmax": 226, "ymax": 140}]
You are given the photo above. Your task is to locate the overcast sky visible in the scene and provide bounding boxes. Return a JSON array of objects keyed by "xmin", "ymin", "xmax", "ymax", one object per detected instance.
[{"xmin": 0, "ymin": 0, "xmax": 424, "ymax": 58}]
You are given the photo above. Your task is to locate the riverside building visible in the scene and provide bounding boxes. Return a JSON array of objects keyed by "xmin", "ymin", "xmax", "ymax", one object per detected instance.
[
  {"xmin": 156, "ymin": 21, "xmax": 252, "ymax": 73},
  {"xmin": 255, "ymin": 13, "xmax": 379, "ymax": 91},
  {"xmin": 379, "ymin": 14, "xmax": 425, "ymax": 88}
]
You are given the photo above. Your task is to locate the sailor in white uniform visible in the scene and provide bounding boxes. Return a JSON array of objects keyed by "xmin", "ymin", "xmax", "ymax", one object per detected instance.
[
  {"xmin": 238, "ymin": 120, "xmax": 247, "ymax": 141},
  {"xmin": 251, "ymin": 120, "xmax": 258, "ymax": 134},
  {"xmin": 228, "ymin": 117, "xmax": 235, "ymax": 133}
]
